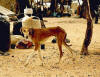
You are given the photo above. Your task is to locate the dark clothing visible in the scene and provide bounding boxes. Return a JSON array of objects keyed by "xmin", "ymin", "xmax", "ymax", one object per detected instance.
[
  {"xmin": 80, "ymin": 0, "xmax": 100, "ymax": 23},
  {"xmin": 16, "ymin": 0, "xmax": 31, "ymax": 13},
  {"xmin": 0, "ymin": 17, "xmax": 10, "ymax": 52},
  {"xmin": 89, "ymin": 0, "xmax": 100, "ymax": 23},
  {"xmin": 15, "ymin": 0, "xmax": 31, "ymax": 18}
]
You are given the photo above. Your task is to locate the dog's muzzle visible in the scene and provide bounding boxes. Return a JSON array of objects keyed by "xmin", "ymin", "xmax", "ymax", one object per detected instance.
[{"xmin": 26, "ymin": 36, "xmax": 28, "ymax": 39}]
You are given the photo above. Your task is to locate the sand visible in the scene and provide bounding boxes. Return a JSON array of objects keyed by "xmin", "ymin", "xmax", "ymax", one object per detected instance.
[{"xmin": 0, "ymin": 16, "xmax": 100, "ymax": 77}]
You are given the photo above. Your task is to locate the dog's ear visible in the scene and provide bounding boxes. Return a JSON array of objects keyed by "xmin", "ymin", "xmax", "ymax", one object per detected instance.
[{"xmin": 29, "ymin": 28, "xmax": 34, "ymax": 35}]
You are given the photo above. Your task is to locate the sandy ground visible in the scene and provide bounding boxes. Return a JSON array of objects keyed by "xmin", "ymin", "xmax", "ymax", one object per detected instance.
[{"xmin": 0, "ymin": 16, "xmax": 100, "ymax": 77}]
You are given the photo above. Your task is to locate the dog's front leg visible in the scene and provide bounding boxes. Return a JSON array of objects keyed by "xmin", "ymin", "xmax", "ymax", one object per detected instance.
[
  {"xmin": 24, "ymin": 51, "xmax": 35, "ymax": 67},
  {"xmin": 38, "ymin": 48, "xmax": 42, "ymax": 61},
  {"xmin": 34, "ymin": 42, "xmax": 43, "ymax": 61}
]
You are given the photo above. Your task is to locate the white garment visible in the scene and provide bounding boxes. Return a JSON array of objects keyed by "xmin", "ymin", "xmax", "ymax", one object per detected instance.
[
  {"xmin": 24, "ymin": 8, "xmax": 33, "ymax": 15},
  {"xmin": 78, "ymin": 0, "xmax": 83, "ymax": 5},
  {"xmin": 34, "ymin": 0, "xmax": 40, "ymax": 3}
]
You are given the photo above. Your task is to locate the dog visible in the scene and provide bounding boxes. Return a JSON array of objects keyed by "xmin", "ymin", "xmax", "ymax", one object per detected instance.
[{"xmin": 22, "ymin": 26, "xmax": 73, "ymax": 66}]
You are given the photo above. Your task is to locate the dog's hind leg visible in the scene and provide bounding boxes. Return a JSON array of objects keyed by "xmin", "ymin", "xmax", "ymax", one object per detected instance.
[{"xmin": 57, "ymin": 39, "xmax": 63, "ymax": 63}]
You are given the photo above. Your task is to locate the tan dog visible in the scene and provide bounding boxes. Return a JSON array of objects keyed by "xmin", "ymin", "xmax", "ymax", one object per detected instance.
[{"xmin": 22, "ymin": 26, "xmax": 73, "ymax": 66}]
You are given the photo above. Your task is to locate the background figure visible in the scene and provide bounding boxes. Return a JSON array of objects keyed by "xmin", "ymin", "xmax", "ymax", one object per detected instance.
[
  {"xmin": 89, "ymin": 0, "xmax": 99, "ymax": 24},
  {"xmin": 33, "ymin": 2, "xmax": 46, "ymax": 28},
  {"xmin": 37, "ymin": 5, "xmax": 46, "ymax": 28},
  {"xmin": 67, "ymin": 0, "xmax": 72, "ymax": 7},
  {"xmin": 15, "ymin": 0, "xmax": 31, "ymax": 19}
]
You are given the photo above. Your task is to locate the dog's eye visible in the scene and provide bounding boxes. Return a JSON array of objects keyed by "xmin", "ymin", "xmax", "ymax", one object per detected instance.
[{"xmin": 24, "ymin": 30, "xmax": 26, "ymax": 32}]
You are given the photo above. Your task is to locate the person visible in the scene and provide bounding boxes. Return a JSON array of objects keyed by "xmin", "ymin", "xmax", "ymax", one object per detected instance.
[
  {"xmin": 15, "ymin": 0, "xmax": 31, "ymax": 19},
  {"xmin": 36, "ymin": 4, "xmax": 46, "ymax": 28}
]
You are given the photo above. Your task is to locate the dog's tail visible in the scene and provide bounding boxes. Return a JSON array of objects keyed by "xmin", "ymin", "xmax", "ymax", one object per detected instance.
[
  {"xmin": 64, "ymin": 42, "xmax": 73, "ymax": 55},
  {"xmin": 63, "ymin": 34, "xmax": 73, "ymax": 57}
]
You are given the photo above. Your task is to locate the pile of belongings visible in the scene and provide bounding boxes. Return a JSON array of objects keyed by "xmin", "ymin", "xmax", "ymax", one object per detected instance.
[{"xmin": 16, "ymin": 39, "xmax": 33, "ymax": 49}]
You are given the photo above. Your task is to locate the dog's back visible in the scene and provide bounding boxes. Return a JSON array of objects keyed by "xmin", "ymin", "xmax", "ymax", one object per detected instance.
[
  {"xmin": 32, "ymin": 26, "xmax": 66, "ymax": 34},
  {"xmin": 29, "ymin": 26, "xmax": 66, "ymax": 42}
]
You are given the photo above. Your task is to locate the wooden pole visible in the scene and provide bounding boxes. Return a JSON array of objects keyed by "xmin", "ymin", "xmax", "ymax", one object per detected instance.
[{"xmin": 81, "ymin": 0, "xmax": 93, "ymax": 55}]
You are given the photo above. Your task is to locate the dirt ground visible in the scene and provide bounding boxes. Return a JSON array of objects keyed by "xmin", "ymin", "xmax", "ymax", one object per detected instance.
[{"xmin": 0, "ymin": 16, "xmax": 100, "ymax": 77}]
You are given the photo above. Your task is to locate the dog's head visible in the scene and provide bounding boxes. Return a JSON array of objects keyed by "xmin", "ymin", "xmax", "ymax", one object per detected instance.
[
  {"xmin": 21, "ymin": 27, "xmax": 34, "ymax": 39},
  {"xmin": 21, "ymin": 27, "xmax": 29, "ymax": 39}
]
